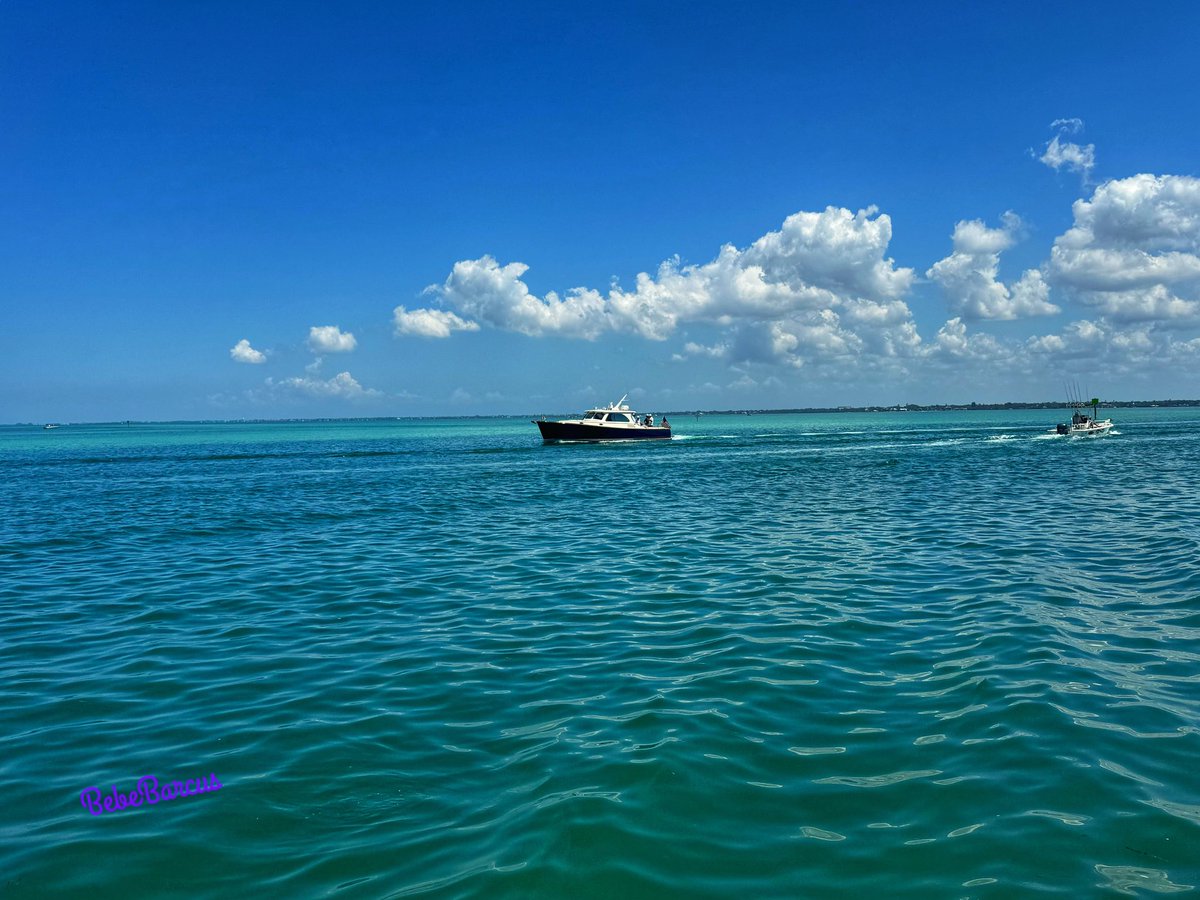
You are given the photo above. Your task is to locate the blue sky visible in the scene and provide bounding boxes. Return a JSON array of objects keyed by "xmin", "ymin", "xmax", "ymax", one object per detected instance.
[{"xmin": 3, "ymin": 1, "xmax": 1199, "ymax": 422}]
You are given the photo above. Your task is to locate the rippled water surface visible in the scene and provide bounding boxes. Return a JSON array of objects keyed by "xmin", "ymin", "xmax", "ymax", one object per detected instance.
[{"xmin": 3, "ymin": 409, "xmax": 1199, "ymax": 897}]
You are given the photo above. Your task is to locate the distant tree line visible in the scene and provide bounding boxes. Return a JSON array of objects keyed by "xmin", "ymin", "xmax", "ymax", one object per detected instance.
[{"xmin": 677, "ymin": 399, "xmax": 1200, "ymax": 415}]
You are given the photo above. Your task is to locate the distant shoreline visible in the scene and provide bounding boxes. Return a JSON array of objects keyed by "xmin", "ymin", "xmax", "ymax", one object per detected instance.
[
  {"xmin": 680, "ymin": 399, "xmax": 1200, "ymax": 415},
  {"xmin": 10, "ymin": 398, "xmax": 1200, "ymax": 428}
]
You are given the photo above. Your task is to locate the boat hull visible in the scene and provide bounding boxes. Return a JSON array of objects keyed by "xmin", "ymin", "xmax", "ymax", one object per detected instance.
[
  {"xmin": 1056, "ymin": 421, "xmax": 1114, "ymax": 437},
  {"xmin": 534, "ymin": 420, "xmax": 672, "ymax": 442}
]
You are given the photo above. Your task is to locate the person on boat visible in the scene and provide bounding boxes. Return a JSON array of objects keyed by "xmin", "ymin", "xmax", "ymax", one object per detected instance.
[{"xmin": 645, "ymin": 414, "xmax": 654, "ymax": 426}]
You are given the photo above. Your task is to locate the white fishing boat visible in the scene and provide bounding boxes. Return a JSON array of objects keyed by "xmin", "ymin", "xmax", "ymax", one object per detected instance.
[{"xmin": 1054, "ymin": 397, "xmax": 1113, "ymax": 437}]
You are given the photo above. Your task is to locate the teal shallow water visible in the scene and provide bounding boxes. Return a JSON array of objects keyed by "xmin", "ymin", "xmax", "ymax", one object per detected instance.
[{"xmin": 2, "ymin": 410, "xmax": 1199, "ymax": 897}]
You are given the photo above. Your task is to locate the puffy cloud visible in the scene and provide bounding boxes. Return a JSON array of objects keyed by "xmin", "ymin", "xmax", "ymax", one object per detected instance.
[
  {"xmin": 1025, "ymin": 333, "xmax": 1065, "ymax": 354},
  {"xmin": 926, "ymin": 317, "xmax": 1006, "ymax": 364},
  {"xmin": 935, "ymin": 312, "xmax": 1200, "ymax": 383},
  {"xmin": 390, "ymin": 185, "xmax": 1200, "ymax": 388},
  {"xmin": 670, "ymin": 297, "xmax": 923, "ymax": 373},
  {"xmin": 1047, "ymin": 174, "xmax": 1200, "ymax": 322},
  {"xmin": 843, "ymin": 299, "xmax": 923, "ymax": 358},
  {"xmin": 1026, "ymin": 319, "xmax": 1106, "ymax": 358},
  {"xmin": 739, "ymin": 206, "xmax": 914, "ymax": 305},
  {"xmin": 405, "ymin": 206, "xmax": 917, "ymax": 371},
  {"xmin": 1041, "ymin": 136, "xmax": 1096, "ymax": 177},
  {"xmin": 267, "ymin": 371, "xmax": 381, "ymax": 400},
  {"xmin": 1058, "ymin": 174, "xmax": 1200, "ymax": 252},
  {"xmin": 1024, "ymin": 318, "xmax": 1200, "ymax": 375},
  {"xmin": 307, "ymin": 325, "xmax": 357, "ymax": 353},
  {"xmin": 927, "ymin": 214, "xmax": 1060, "ymax": 320},
  {"xmin": 413, "ymin": 207, "xmax": 913, "ymax": 338},
  {"xmin": 230, "ymin": 339, "xmax": 266, "ymax": 364},
  {"xmin": 428, "ymin": 257, "xmax": 610, "ymax": 339},
  {"xmin": 675, "ymin": 341, "xmax": 729, "ymax": 361},
  {"xmin": 1039, "ymin": 119, "xmax": 1095, "ymax": 181},
  {"xmin": 1050, "ymin": 118, "xmax": 1084, "ymax": 134},
  {"xmin": 1072, "ymin": 285, "xmax": 1198, "ymax": 321},
  {"xmin": 393, "ymin": 305, "xmax": 482, "ymax": 338}
]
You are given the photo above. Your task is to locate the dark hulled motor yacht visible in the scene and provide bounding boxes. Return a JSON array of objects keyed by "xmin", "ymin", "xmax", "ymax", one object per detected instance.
[{"xmin": 533, "ymin": 395, "xmax": 672, "ymax": 442}]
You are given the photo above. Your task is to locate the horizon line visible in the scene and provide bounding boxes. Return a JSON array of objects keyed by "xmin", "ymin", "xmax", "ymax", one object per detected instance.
[{"xmin": 11, "ymin": 397, "xmax": 1200, "ymax": 428}]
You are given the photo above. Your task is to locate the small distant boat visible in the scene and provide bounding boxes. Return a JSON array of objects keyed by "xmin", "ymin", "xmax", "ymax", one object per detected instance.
[
  {"xmin": 1054, "ymin": 397, "xmax": 1113, "ymax": 437},
  {"xmin": 533, "ymin": 395, "xmax": 672, "ymax": 442},
  {"xmin": 43, "ymin": 423, "xmax": 59, "ymax": 430}
]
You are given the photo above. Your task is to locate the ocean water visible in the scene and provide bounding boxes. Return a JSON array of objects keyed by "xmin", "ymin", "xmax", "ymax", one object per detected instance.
[{"xmin": 2, "ymin": 408, "xmax": 1199, "ymax": 898}]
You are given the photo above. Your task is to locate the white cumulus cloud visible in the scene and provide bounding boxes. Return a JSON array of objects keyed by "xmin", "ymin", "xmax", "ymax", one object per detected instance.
[
  {"xmin": 307, "ymin": 325, "xmax": 357, "ymax": 353},
  {"xmin": 927, "ymin": 213, "xmax": 1060, "ymax": 320},
  {"xmin": 1048, "ymin": 174, "xmax": 1200, "ymax": 322},
  {"xmin": 386, "ymin": 180, "xmax": 1200, "ymax": 389},
  {"xmin": 926, "ymin": 317, "xmax": 1006, "ymax": 365},
  {"xmin": 1050, "ymin": 118, "xmax": 1084, "ymax": 134},
  {"xmin": 230, "ymin": 339, "xmax": 266, "ymax": 364},
  {"xmin": 1039, "ymin": 118, "xmax": 1096, "ymax": 181},
  {"xmin": 404, "ymin": 206, "xmax": 918, "ymax": 371},
  {"xmin": 393, "ymin": 306, "xmax": 482, "ymax": 338},
  {"xmin": 1025, "ymin": 318, "xmax": 1200, "ymax": 376},
  {"xmin": 429, "ymin": 257, "xmax": 611, "ymax": 339},
  {"xmin": 267, "ymin": 371, "xmax": 381, "ymax": 400},
  {"xmin": 1041, "ymin": 136, "xmax": 1096, "ymax": 177}
]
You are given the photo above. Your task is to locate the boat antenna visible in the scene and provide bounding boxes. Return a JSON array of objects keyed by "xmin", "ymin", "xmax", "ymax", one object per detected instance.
[{"xmin": 616, "ymin": 393, "xmax": 628, "ymax": 409}]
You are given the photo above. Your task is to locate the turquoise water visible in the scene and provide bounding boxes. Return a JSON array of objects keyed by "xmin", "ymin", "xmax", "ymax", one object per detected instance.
[{"xmin": 2, "ymin": 409, "xmax": 1199, "ymax": 897}]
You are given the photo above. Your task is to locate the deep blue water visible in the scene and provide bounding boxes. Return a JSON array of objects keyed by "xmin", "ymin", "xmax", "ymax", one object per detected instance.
[{"xmin": 2, "ymin": 409, "xmax": 1199, "ymax": 897}]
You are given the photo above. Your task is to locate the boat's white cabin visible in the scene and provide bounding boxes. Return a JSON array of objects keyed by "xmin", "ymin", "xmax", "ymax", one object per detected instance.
[
  {"xmin": 583, "ymin": 407, "xmax": 640, "ymax": 423},
  {"xmin": 565, "ymin": 396, "xmax": 668, "ymax": 427}
]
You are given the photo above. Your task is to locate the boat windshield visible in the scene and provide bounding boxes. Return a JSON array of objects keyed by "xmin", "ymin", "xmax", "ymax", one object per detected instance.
[{"xmin": 606, "ymin": 413, "xmax": 632, "ymax": 423}]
